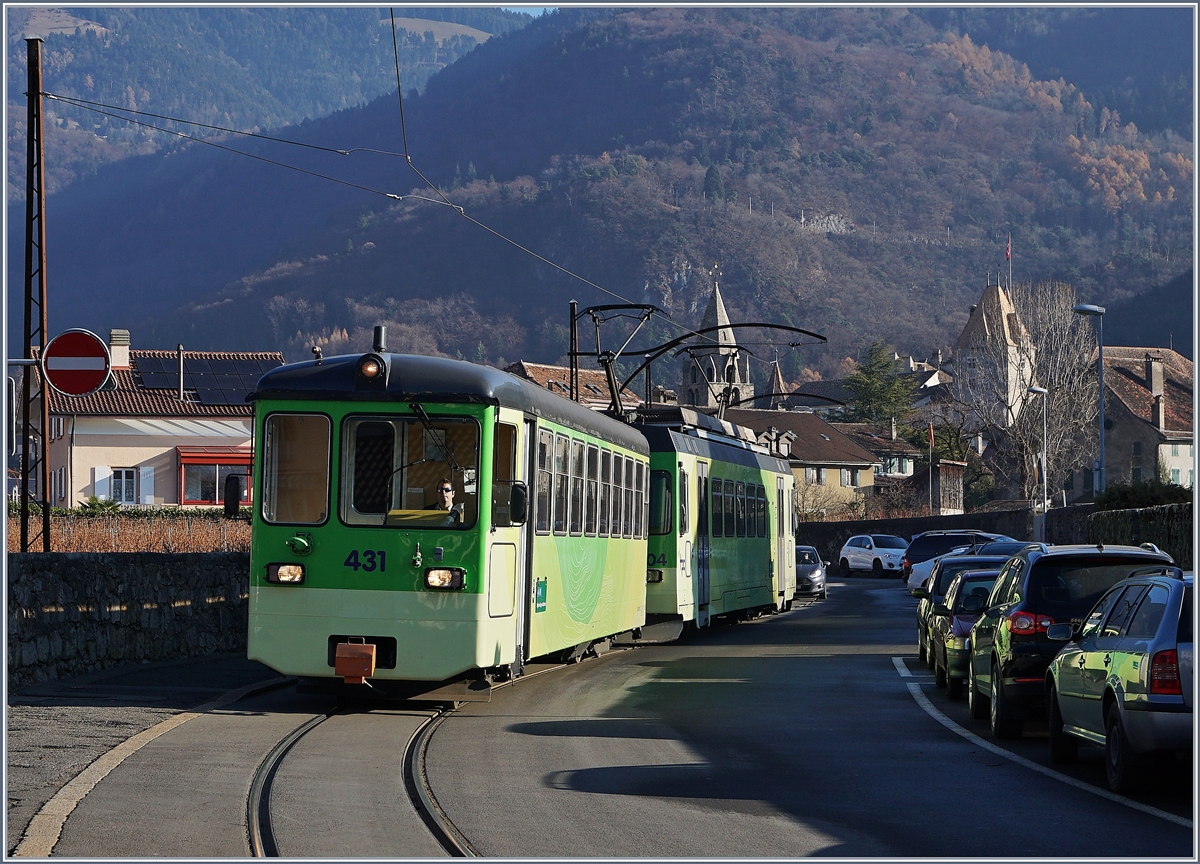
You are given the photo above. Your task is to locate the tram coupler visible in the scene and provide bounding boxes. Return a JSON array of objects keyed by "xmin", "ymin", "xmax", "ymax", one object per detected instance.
[{"xmin": 335, "ymin": 638, "xmax": 376, "ymax": 684}]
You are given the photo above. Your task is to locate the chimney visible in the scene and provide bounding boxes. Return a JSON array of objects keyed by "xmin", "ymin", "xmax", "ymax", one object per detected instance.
[
  {"xmin": 891, "ymin": 417, "xmax": 897, "ymax": 441},
  {"xmin": 109, "ymin": 329, "xmax": 130, "ymax": 369},
  {"xmin": 1154, "ymin": 394, "xmax": 1166, "ymax": 431},
  {"xmin": 1145, "ymin": 353, "xmax": 1164, "ymax": 398}
]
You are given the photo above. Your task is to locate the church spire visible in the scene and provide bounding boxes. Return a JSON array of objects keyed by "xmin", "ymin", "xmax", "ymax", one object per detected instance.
[{"xmin": 699, "ymin": 265, "xmax": 734, "ymax": 346}]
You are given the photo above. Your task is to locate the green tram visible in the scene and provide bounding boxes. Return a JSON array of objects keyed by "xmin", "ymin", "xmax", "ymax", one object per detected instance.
[
  {"xmin": 247, "ymin": 350, "xmax": 651, "ymax": 696},
  {"xmin": 637, "ymin": 407, "xmax": 796, "ymax": 629}
]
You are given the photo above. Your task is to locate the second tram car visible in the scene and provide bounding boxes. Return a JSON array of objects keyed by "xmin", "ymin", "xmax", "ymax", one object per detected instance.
[
  {"xmin": 638, "ymin": 407, "xmax": 795, "ymax": 628},
  {"xmin": 247, "ymin": 351, "xmax": 650, "ymax": 695}
]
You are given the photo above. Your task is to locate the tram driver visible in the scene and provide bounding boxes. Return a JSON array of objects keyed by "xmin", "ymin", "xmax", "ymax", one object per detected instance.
[{"xmin": 426, "ymin": 478, "xmax": 464, "ymax": 525}]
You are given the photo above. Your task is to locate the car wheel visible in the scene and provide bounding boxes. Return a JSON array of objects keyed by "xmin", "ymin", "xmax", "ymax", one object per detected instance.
[
  {"xmin": 917, "ymin": 628, "xmax": 926, "ymax": 662},
  {"xmin": 1105, "ymin": 701, "xmax": 1139, "ymax": 793},
  {"xmin": 840, "ymin": 558, "xmax": 851, "ymax": 578},
  {"xmin": 872, "ymin": 559, "xmax": 883, "ymax": 578},
  {"xmin": 989, "ymin": 661, "xmax": 1023, "ymax": 739},
  {"xmin": 819, "ymin": 586, "xmax": 827, "ymax": 600},
  {"xmin": 1047, "ymin": 682, "xmax": 1078, "ymax": 764},
  {"xmin": 947, "ymin": 674, "xmax": 963, "ymax": 700},
  {"xmin": 934, "ymin": 647, "xmax": 947, "ymax": 688},
  {"xmin": 968, "ymin": 660, "xmax": 989, "ymax": 720}
]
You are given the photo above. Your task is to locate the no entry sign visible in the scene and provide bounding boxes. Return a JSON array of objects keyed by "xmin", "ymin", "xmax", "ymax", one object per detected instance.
[{"xmin": 42, "ymin": 329, "xmax": 111, "ymax": 397}]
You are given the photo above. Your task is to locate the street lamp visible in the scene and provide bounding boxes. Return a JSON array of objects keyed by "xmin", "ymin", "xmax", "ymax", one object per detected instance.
[
  {"xmin": 1027, "ymin": 386, "xmax": 1048, "ymax": 526},
  {"xmin": 1073, "ymin": 303, "xmax": 1106, "ymax": 495}
]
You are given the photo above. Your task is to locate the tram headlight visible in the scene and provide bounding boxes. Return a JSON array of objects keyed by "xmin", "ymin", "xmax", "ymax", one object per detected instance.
[
  {"xmin": 266, "ymin": 563, "xmax": 305, "ymax": 584},
  {"xmin": 646, "ymin": 569, "xmax": 664, "ymax": 583},
  {"xmin": 359, "ymin": 357, "xmax": 382, "ymax": 378},
  {"xmin": 425, "ymin": 567, "xmax": 465, "ymax": 590}
]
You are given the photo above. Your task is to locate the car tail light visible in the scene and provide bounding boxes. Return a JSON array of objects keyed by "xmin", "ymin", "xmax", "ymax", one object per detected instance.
[
  {"xmin": 1150, "ymin": 650, "xmax": 1182, "ymax": 695},
  {"xmin": 902, "ymin": 557, "xmax": 910, "ymax": 571},
  {"xmin": 1009, "ymin": 610, "xmax": 1054, "ymax": 635}
]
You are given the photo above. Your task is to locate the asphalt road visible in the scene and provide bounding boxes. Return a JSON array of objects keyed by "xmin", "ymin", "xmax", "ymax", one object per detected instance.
[{"xmin": 23, "ymin": 578, "xmax": 1194, "ymax": 857}]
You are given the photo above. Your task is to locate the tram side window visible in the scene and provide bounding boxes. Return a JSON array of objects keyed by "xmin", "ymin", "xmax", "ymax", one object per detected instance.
[
  {"xmin": 553, "ymin": 434, "xmax": 569, "ymax": 535},
  {"xmin": 569, "ymin": 439, "xmax": 584, "ymax": 535},
  {"xmin": 612, "ymin": 454, "xmax": 624, "ymax": 538},
  {"xmin": 724, "ymin": 480, "xmax": 736, "ymax": 537},
  {"xmin": 634, "ymin": 461, "xmax": 645, "ymax": 538},
  {"xmin": 262, "ymin": 414, "xmax": 330, "ymax": 525},
  {"xmin": 756, "ymin": 485, "xmax": 766, "ymax": 537},
  {"xmin": 711, "ymin": 478, "xmax": 723, "ymax": 537},
  {"xmin": 729, "ymin": 482, "xmax": 739, "ymax": 537},
  {"xmin": 650, "ymin": 470, "xmax": 672, "ymax": 535},
  {"xmin": 585, "ymin": 445, "xmax": 599, "ymax": 535},
  {"xmin": 536, "ymin": 430, "xmax": 552, "ymax": 534},
  {"xmin": 491, "ymin": 423, "xmax": 519, "ymax": 528},
  {"xmin": 599, "ymin": 450, "xmax": 611, "ymax": 536},
  {"xmin": 624, "ymin": 458, "xmax": 635, "ymax": 537},
  {"xmin": 678, "ymin": 468, "xmax": 689, "ymax": 537}
]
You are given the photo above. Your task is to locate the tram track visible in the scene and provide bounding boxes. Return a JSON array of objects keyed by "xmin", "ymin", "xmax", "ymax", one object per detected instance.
[{"xmin": 245, "ymin": 660, "xmax": 579, "ymax": 857}]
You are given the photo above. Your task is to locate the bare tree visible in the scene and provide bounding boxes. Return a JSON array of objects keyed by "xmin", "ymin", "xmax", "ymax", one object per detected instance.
[{"xmin": 954, "ymin": 281, "xmax": 1097, "ymax": 501}]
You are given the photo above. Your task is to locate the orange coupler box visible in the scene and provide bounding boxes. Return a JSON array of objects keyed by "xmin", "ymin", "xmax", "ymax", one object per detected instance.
[{"xmin": 334, "ymin": 641, "xmax": 376, "ymax": 684}]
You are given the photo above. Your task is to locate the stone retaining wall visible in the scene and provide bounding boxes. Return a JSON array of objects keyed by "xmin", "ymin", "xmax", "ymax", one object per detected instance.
[{"xmin": 7, "ymin": 552, "xmax": 250, "ymax": 690}]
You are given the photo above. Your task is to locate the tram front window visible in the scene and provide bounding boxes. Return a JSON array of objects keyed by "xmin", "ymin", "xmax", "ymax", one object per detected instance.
[
  {"xmin": 340, "ymin": 415, "xmax": 479, "ymax": 528},
  {"xmin": 262, "ymin": 414, "xmax": 330, "ymax": 525}
]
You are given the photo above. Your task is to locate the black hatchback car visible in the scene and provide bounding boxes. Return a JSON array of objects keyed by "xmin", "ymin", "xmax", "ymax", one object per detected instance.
[
  {"xmin": 901, "ymin": 530, "xmax": 1011, "ymax": 582},
  {"xmin": 967, "ymin": 544, "xmax": 1176, "ymax": 739}
]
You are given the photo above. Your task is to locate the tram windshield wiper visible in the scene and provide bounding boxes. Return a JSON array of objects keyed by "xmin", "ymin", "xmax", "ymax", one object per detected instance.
[{"xmin": 408, "ymin": 403, "xmax": 461, "ymax": 471}]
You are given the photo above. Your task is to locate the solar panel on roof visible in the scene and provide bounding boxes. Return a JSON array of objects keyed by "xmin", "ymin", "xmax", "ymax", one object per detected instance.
[
  {"xmin": 196, "ymin": 389, "xmax": 228, "ymax": 406},
  {"xmin": 139, "ymin": 372, "xmax": 175, "ymax": 389},
  {"xmin": 187, "ymin": 358, "xmax": 212, "ymax": 375},
  {"xmin": 208, "ymin": 359, "xmax": 236, "ymax": 374},
  {"xmin": 135, "ymin": 357, "xmax": 164, "ymax": 374},
  {"xmin": 259, "ymin": 358, "xmax": 283, "ymax": 373},
  {"xmin": 215, "ymin": 374, "xmax": 241, "ymax": 390},
  {"xmin": 232, "ymin": 359, "xmax": 262, "ymax": 376}
]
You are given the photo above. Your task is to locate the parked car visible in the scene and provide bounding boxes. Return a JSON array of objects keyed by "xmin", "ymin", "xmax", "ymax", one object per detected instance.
[
  {"xmin": 908, "ymin": 541, "xmax": 1046, "ymax": 592},
  {"xmin": 1045, "ymin": 567, "xmax": 1192, "ymax": 792},
  {"xmin": 795, "ymin": 546, "xmax": 827, "ymax": 599},
  {"xmin": 914, "ymin": 555, "xmax": 1010, "ymax": 670},
  {"xmin": 967, "ymin": 544, "xmax": 1176, "ymax": 740},
  {"xmin": 838, "ymin": 534, "xmax": 908, "ymax": 578},
  {"xmin": 902, "ymin": 530, "xmax": 1012, "ymax": 582},
  {"xmin": 928, "ymin": 569, "xmax": 1002, "ymax": 699}
]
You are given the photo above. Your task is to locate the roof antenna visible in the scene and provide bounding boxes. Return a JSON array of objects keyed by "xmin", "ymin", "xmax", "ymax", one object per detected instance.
[
  {"xmin": 311, "ymin": 345, "xmax": 323, "ymax": 365},
  {"xmin": 373, "ymin": 325, "xmax": 388, "ymax": 353}
]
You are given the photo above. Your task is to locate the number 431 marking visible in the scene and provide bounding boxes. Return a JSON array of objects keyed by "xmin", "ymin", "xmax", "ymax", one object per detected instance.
[{"xmin": 344, "ymin": 550, "xmax": 386, "ymax": 572}]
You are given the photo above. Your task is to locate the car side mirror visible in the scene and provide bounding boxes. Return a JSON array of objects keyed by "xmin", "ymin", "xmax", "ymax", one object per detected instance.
[
  {"xmin": 933, "ymin": 603, "xmax": 950, "ymax": 617},
  {"xmin": 961, "ymin": 594, "xmax": 985, "ymax": 613},
  {"xmin": 1045, "ymin": 622, "xmax": 1074, "ymax": 642},
  {"xmin": 912, "ymin": 587, "xmax": 930, "ymax": 600}
]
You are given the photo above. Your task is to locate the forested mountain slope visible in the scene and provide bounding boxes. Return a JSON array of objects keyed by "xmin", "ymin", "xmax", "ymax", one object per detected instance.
[
  {"xmin": 7, "ymin": 8, "xmax": 1192, "ymax": 384},
  {"xmin": 6, "ymin": 6, "xmax": 531, "ymax": 197}
]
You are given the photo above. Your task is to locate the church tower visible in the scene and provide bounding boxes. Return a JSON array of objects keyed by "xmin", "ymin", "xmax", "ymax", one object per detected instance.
[{"xmin": 680, "ymin": 269, "xmax": 754, "ymax": 409}]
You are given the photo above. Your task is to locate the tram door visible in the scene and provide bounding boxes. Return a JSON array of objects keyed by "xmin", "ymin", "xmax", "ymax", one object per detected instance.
[
  {"xmin": 696, "ymin": 462, "xmax": 711, "ymax": 610},
  {"xmin": 488, "ymin": 411, "xmax": 530, "ymax": 674},
  {"xmin": 776, "ymin": 476, "xmax": 791, "ymax": 601}
]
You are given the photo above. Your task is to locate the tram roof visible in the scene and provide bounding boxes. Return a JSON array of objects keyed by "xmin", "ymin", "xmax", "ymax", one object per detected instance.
[{"xmin": 251, "ymin": 353, "xmax": 649, "ymax": 454}]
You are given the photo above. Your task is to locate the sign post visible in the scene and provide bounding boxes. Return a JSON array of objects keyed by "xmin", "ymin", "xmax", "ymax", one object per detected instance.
[{"xmin": 41, "ymin": 329, "xmax": 111, "ymax": 397}]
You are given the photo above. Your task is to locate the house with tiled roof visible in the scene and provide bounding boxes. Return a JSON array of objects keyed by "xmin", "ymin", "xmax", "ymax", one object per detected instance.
[
  {"xmin": 831, "ymin": 421, "xmax": 922, "ymax": 480},
  {"xmin": 722, "ymin": 407, "xmax": 879, "ymax": 515},
  {"xmin": 502, "ymin": 360, "xmax": 643, "ymax": 411},
  {"xmin": 41, "ymin": 329, "xmax": 283, "ymax": 508},
  {"xmin": 1064, "ymin": 347, "xmax": 1194, "ymax": 499}
]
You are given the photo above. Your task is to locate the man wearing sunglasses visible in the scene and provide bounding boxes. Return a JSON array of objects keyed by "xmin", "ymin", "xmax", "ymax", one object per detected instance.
[{"xmin": 426, "ymin": 478, "xmax": 464, "ymax": 524}]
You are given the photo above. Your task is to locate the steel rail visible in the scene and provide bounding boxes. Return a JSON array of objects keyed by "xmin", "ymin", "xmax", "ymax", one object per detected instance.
[
  {"xmin": 403, "ymin": 709, "xmax": 479, "ymax": 857},
  {"xmin": 246, "ymin": 710, "xmax": 336, "ymax": 857}
]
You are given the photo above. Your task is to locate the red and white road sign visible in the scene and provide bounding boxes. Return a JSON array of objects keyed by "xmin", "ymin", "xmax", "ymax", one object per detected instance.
[{"xmin": 41, "ymin": 329, "xmax": 111, "ymax": 397}]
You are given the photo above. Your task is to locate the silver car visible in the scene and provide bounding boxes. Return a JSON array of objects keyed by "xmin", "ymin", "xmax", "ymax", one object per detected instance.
[
  {"xmin": 1046, "ymin": 568, "xmax": 1193, "ymax": 792},
  {"xmin": 795, "ymin": 546, "xmax": 827, "ymax": 599}
]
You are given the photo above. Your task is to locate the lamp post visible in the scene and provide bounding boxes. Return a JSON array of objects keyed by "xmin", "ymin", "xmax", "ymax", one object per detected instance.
[
  {"xmin": 1073, "ymin": 304, "xmax": 1106, "ymax": 494},
  {"xmin": 1027, "ymin": 386, "xmax": 1048, "ymax": 525}
]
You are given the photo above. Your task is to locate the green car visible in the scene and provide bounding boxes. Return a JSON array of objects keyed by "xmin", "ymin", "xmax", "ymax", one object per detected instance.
[{"xmin": 928, "ymin": 569, "xmax": 1001, "ymax": 699}]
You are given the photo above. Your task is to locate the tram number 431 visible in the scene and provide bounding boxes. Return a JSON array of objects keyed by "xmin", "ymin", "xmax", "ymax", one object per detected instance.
[{"xmin": 344, "ymin": 550, "xmax": 387, "ymax": 572}]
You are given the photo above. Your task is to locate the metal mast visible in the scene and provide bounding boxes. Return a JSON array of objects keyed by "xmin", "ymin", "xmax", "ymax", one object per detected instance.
[{"xmin": 21, "ymin": 38, "xmax": 50, "ymax": 552}]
